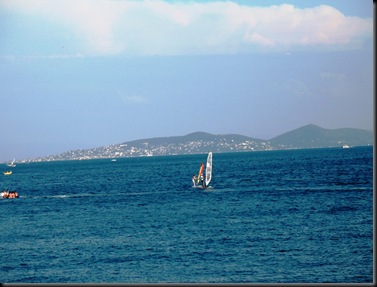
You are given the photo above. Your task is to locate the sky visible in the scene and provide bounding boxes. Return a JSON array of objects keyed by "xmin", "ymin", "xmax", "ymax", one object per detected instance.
[{"xmin": 0, "ymin": 0, "xmax": 373, "ymax": 162}]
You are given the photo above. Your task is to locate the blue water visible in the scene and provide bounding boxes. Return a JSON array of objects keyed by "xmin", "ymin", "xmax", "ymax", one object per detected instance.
[{"xmin": 1, "ymin": 147, "xmax": 373, "ymax": 283}]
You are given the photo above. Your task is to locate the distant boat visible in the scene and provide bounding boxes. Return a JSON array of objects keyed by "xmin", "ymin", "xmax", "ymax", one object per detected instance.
[
  {"xmin": 342, "ymin": 144, "xmax": 350, "ymax": 149},
  {"xmin": 7, "ymin": 159, "xmax": 16, "ymax": 167},
  {"xmin": 3, "ymin": 171, "xmax": 12, "ymax": 175},
  {"xmin": 1, "ymin": 190, "xmax": 19, "ymax": 199}
]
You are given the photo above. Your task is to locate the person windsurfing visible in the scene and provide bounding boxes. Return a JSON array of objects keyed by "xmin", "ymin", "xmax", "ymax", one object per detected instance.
[
  {"xmin": 201, "ymin": 173, "xmax": 206, "ymax": 188},
  {"xmin": 192, "ymin": 175, "xmax": 197, "ymax": 187}
]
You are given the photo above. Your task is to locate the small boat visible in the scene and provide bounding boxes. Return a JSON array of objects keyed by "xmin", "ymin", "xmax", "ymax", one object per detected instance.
[
  {"xmin": 1, "ymin": 190, "xmax": 19, "ymax": 199},
  {"xmin": 3, "ymin": 171, "xmax": 12, "ymax": 175},
  {"xmin": 342, "ymin": 144, "xmax": 350, "ymax": 149}
]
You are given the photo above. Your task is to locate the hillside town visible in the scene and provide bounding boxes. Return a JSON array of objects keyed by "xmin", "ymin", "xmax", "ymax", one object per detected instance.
[{"xmin": 22, "ymin": 136, "xmax": 273, "ymax": 162}]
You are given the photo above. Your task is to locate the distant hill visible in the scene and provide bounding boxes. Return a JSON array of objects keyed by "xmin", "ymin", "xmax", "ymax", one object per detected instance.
[
  {"xmin": 270, "ymin": 124, "xmax": 373, "ymax": 149},
  {"xmin": 24, "ymin": 124, "xmax": 373, "ymax": 162}
]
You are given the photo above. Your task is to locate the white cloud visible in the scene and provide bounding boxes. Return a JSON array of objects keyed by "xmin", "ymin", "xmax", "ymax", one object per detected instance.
[
  {"xmin": 1, "ymin": 0, "xmax": 373, "ymax": 56},
  {"xmin": 121, "ymin": 94, "xmax": 148, "ymax": 105},
  {"xmin": 320, "ymin": 72, "xmax": 346, "ymax": 81},
  {"xmin": 33, "ymin": 53, "xmax": 86, "ymax": 59}
]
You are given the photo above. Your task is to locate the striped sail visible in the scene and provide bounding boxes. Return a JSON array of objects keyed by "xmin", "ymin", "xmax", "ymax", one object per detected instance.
[{"xmin": 197, "ymin": 163, "xmax": 204, "ymax": 184}]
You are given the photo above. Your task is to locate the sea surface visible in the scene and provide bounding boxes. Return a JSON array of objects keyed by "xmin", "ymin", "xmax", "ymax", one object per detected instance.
[{"xmin": 1, "ymin": 147, "xmax": 373, "ymax": 283}]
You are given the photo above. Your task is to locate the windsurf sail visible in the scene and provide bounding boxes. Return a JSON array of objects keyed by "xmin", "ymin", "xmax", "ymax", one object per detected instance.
[
  {"xmin": 197, "ymin": 163, "xmax": 204, "ymax": 184},
  {"xmin": 7, "ymin": 158, "xmax": 16, "ymax": 167},
  {"xmin": 205, "ymin": 152, "xmax": 212, "ymax": 186}
]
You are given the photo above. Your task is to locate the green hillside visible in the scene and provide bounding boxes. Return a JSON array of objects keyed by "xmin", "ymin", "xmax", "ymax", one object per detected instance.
[{"xmin": 270, "ymin": 124, "xmax": 373, "ymax": 149}]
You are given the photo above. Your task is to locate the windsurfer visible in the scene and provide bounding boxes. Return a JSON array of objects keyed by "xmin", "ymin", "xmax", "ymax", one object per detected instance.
[
  {"xmin": 192, "ymin": 175, "xmax": 197, "ymax": 187},
  {"xmin": 201, "ymin": 174, "xmax": 206, "ymax": 188}
]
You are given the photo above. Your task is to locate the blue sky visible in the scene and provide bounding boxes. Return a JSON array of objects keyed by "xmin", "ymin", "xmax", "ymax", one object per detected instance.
[{"xmin": 0, "ymin": 0, "xmax": 373, "ymax": 162}]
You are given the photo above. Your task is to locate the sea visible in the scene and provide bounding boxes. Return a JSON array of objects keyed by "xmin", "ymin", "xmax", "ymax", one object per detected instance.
[{"xmin": 0, "ymin": 146, "xmax": 374, "ymax": 284}]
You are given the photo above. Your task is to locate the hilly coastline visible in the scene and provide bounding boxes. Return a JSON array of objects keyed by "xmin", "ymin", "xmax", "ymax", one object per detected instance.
[
  {"xmin": 270, "ymin": 124, "xmax": 373, "ymax": 149},
  {"xmin": 21, "ymin": 124, "xmax": 373, "ymax": 162}
]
